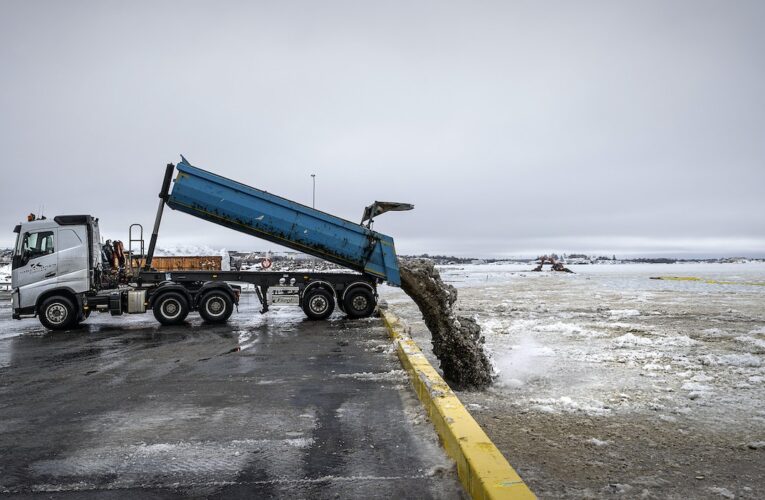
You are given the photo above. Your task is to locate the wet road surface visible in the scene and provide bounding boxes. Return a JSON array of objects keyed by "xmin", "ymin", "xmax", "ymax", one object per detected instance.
[{"xmin": 0, "ymin": 295, "xmax": 463, "ymax": 498}]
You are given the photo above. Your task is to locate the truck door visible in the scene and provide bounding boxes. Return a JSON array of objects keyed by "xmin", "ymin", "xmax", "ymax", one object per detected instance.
[
  {"xmin": 56, "ymin": 227, "xmax": 90, "ymax": 293},
  {"xmin": 12, "ymin": 229, "xmax": 58, "ymax": 309}
]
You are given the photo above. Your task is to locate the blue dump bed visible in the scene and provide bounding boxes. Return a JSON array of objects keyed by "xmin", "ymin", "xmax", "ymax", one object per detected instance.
[{"xmin": 166, "ymin": 158, "xmax": 402, "ymax": 286}]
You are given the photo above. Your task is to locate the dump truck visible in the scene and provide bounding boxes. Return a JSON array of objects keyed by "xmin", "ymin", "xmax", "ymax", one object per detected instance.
[{"xmin": 10, "ymin": 157, "xmax": 412, "ymax": 330}]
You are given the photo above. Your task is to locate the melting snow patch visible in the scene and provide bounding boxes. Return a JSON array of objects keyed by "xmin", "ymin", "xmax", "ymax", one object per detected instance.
[
  {"xmin": 643, "ymin": 363, "xmax": 672, "ymax": 372},
  {"xmin": 587, "ymin": 438, "xmax": 610, "ymax": 446},
  {"xmin": 533, "ymin": 322, "xmax": 603, "ymax": 338},
  {"xmin": 735, "ymin": 336, "xmax": 765, "ymax": 350},
  {"xmin": 681, "ymin": 382, "xmax": 712, "ymax": 392},
  {"xmin": 700, "ymin": 354, "xmax": 762, "ymax": 368},
  {"xmin": 609, "ymin": 309, "xmax": 640, "ymax": 319},
  {"xmin": 530, "ymin": 396, "xmax": 610, "ymax": 416},
  {"xmin": 284, "ymin": 437, "xmax": 314, "ymax": 448},
  {"xmin": 700, "ymin": 328, "xmax": 732, "ymax": 339},
  {"xmin": 480, "ymin": 318, "xmax": 508, "ymax": 335},
  {"xmin": 594, "ymin": 321, "xmax": 645, "ymax": 330},
  {"xmin": 141, "ymin": 443, "xmax": 176, "ymax": 453},
  {"xmin": 532, "ymin": 405, "xmax": 557, "ymax": 414},
  {"xmin": 603, "ymin": 483, "xmax": 633, "ymax": 495},
  {"xmin": 708, "ymin": 486, "xmax": 736, "ymax": 499},
  {"xmin": 613, "ymin": 333, "xmax": 653, "ymax": 347},
  {"xmin": 690, "ymin": 372, "xmax": 714, "ymax": 382},
  {"xmin": 335, "ymin": 370, "xmax": 407, "ymax": 381},
  {"xmin": 656, "ymin": 335, "xmax": 699, "ymax": 347}
]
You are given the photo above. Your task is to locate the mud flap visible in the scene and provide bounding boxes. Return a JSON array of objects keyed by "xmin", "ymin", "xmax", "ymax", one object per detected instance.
[{"xmin": 255, "ymin": 286, "xmax": 268, "ymax": 314}]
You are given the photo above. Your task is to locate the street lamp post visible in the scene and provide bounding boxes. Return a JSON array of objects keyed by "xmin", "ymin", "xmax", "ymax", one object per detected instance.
[
  {"xmin": 311, "ymin": 174, "xmax": 316, "ymax": 208},
  {"xmin": 310, "ymin": 173, "xmax": 316, "ymax": 271}
]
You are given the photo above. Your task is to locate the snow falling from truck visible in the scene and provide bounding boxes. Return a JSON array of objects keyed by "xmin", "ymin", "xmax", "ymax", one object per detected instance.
[{"xmin": 397, "ymin": 258, "xmax": 494, "ymax": 390}]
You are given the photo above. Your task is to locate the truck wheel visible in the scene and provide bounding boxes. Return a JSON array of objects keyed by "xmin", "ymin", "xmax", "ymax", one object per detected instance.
[
  {"xmin": 152, "ymin": 292, "xmax": 189, "ymax": 325},
  {"xmin": 199, "ymin": 291, "xmax": 234, "ymax": 323},
  {"xmin": 39, "ymin": 295, "xmax": 78, "ymax": 331},
  {"xmin": 343, "ymin": 287, "xmax": 376, "ymax": 319},
  {"xmin": 303, "ymin": 289, "xmax": 335, "ymax": 320}
]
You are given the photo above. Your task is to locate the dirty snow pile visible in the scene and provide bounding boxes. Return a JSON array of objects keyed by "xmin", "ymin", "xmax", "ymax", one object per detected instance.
[{"xmin": 398, "ymin": 258, "xmax": 494, "ymax": 390}]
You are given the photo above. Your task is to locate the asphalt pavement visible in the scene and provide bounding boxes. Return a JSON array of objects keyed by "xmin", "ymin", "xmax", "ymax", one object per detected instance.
[{"xmin": 0, "ymin": 294, "xmax": 463, "ymax": 499}]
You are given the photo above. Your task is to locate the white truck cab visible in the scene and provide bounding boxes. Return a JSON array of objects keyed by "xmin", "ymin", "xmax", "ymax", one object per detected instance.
[{"xmin": 12, "ymin": 215, "xmax": 101, "ymax": 327}]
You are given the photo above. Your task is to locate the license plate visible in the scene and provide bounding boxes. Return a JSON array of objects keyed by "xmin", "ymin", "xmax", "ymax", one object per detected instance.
[
  {"xmin": 271, "ymin": 295, "xmax": 299, "ymax": 305},
  {"xmin": 267, "ymin": 286, "xmax": 300, "ymax": 305}
]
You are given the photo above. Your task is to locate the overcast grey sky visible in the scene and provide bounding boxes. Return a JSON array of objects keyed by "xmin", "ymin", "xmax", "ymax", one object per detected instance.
[{"xmin": 1, "ymin": 1, "xmax": 763, "ymax": 258}]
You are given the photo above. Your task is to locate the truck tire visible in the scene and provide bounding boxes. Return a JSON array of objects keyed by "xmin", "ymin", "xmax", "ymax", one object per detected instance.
[
  {"xmin": 199, "ymin": 291, "xmax": 234, "ymax": 323},
  {"xmin": 343, "ymin": 287, "xmax": 376, "ymax": 319},
  {"xmin": 39, "ymin": 295, "xmax": 78, "ymax": 331},
  {"xmin": 152, "ymin": 292, "xmax": 189, "ymax": 325},
  {"xmin": 303, "ymin": 289, "xmax": 335, "ymax": 320}
]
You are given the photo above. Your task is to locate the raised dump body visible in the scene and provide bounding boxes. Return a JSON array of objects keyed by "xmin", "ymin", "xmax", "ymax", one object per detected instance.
[{"xmin": 166, "ymin": 158, "xmax": 403, "ymax": 286}]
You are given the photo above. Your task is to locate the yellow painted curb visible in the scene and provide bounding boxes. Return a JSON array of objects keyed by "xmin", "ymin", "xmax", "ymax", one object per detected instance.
[{"xmin": 380, "ymin": 308, "xmax": 536, "ymax": 500}]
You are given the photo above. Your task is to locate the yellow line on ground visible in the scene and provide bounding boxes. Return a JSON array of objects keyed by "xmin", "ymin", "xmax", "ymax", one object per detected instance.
[
  {"xmin": 380, "ymin": 308, "xmax": 536, "ymax": 500},
  {"xmin": 651, "ymin": 276, "xmax": 765, "ymax": 286}
]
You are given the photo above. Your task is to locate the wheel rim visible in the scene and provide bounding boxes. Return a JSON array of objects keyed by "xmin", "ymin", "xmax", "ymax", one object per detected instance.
[
  {"xmin": 46, "ymin": 303, "xmax": 68, "ymax": 325},
  {"xmin": 161, "ymin": 298, "xmax": 182, "ymax": 320},
  {"xmin": 310, "ymin": 295, "xmax": 328, "ymax": 314},
  {"xmin": 351, "ymin": 294, "xmax": 368, "ymax": 312},
  {"xmin": 205, "ymin": 296, "xmax": 226, "ymax": 317}
]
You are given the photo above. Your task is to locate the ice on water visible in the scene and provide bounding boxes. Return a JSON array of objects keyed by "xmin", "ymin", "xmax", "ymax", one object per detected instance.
[{"xmin": 381, "ymin": 262, "xmax": 765, "ymax": 424}]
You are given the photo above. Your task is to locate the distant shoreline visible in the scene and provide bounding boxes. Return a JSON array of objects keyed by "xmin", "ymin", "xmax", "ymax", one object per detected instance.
[{"xmin": 401, "ymin": 255, "xmax": 765, "ymax": 266}]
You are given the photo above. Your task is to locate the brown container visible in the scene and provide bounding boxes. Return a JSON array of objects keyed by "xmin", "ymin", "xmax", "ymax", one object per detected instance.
[{"xmin": 133, "ymin": 255, "xmax": 222, "ymax": 271}]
